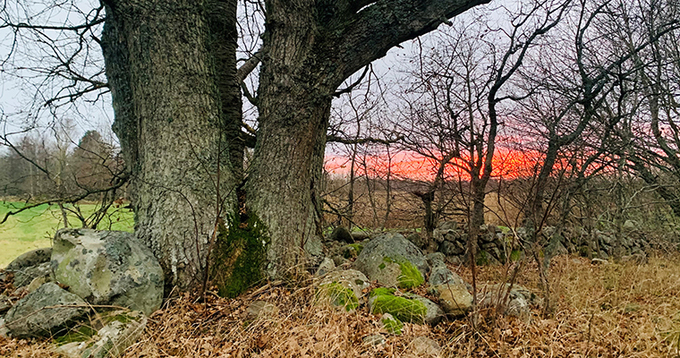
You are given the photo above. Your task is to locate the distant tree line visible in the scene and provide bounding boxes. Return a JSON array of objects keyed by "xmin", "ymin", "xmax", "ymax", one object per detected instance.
[{"xmin": 0, "ymin": 130, "xmax": 126, "ymax": 203}]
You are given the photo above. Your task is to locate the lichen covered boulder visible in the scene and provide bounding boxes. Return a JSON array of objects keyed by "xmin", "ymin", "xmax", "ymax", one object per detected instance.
[
  {"xmin": 354, "ymin": 233, "xmax": 428, "ymax": 288},
  {"xmin": 5, "ymin": 282, "xmax": 90, "ymax": 338},
  {"xmin": 317, "ymin": 269, "xmax": 370, "ymax": 311},
  {"xmin": 368, "ymin": 288, "xmax": 442, "ymax": 325},
  {"xmin": 51, "ymin": 229, "xmax": 163, "ymax": 315}
]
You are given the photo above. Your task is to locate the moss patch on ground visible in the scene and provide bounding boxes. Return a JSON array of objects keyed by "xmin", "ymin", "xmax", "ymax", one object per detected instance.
[
  {"xmin": 369, "ymin": 288, "xmax": 427, "ymax": 324},
  {"xmin": 53, "ymin": 325, "xmax": 98, "ymax": 346}
]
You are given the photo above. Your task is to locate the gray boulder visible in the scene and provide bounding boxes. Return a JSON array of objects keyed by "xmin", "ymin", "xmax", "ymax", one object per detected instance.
[
  {"xmin": 316, "ymin": 257, "xmax": 336, "ymax": 276},
  {"xmin": 5, "ymin": 282, "xmax": 90, "ymax": 338},
  {"xmin": 12, "ymin": 262, "xmax": 52, "ymax": 289},
  {"xmin": 51, "ymin": 229, "xmax": 164, "ymax": 315},
  {"xmin": 5, "ymin": 247, "xmax": 52, "ymax": 271},
  {"xmin": 354, "ymin": 233, "xmax": 428, "ymax": 288},
  {"xmin": 428, "ymin": 262, "xmax": 465, "ymax": 287}
]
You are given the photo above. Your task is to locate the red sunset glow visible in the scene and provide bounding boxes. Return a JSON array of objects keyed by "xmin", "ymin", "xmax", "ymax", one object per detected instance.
[{"xmin": 324, "ymin": 148, "xmax": 541, "ymax": 181}]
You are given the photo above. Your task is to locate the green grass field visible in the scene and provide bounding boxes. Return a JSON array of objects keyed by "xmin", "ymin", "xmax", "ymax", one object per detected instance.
[{"xmin": 0, "ymin": 201, "xmax": 134, "ymax": 268}]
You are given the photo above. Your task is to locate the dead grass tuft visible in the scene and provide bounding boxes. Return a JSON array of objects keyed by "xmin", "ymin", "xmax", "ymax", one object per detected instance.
[{"xmin": 2, "ymin": 253, "xmax": 680, "ymax": 357}]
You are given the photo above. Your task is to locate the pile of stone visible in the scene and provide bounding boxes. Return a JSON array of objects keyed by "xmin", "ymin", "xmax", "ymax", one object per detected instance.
[
  {"xmin": 317, "ymin": 232, "xmax": 538, "ymax": 341},
  {"xmin": 0, "ymin": 229, "xmax": 163, "ymax": 358}
]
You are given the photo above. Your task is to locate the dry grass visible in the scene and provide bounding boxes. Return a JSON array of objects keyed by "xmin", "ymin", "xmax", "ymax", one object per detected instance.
[{"xmin": 2, "ymin": 254, "xmax": 680, "ymax": 358}]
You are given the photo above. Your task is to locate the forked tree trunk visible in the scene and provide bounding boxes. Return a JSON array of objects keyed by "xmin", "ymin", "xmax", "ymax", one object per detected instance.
[
  {"xmin": 103, "ymin": 0, "xmax": 490, "ymax": 288},
  {"xmin": 102, "ymin": 0, "xmax": 238, "ymax": 291}
]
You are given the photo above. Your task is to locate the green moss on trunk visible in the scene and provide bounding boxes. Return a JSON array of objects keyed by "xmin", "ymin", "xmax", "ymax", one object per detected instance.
[{"xmin": 211, "ymin": 210, "xmax": 269, "ymax": 298}]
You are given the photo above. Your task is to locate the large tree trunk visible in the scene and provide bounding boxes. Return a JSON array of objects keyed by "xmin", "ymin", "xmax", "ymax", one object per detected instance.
[
  {"xmin": 247, "ymin": 2, "xmax": 328, "ymax": 276},
  {"xmin": 102, "ymin": 0, "xmax": 238, "ymax": 291}
]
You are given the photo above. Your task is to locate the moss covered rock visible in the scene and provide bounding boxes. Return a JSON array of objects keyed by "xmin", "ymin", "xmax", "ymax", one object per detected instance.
[
  {"xmin": 381, "ymin": 257, "xmax": 424, "ymax": 289},
  {"xmin": 317, "ymin": 269, "xmax": 370, "ymax": 311},
  {"xmin": 368, "ymin": 288, "xmax": 442, "ymax": 325},
  {"xmin": 369, "ymin": 288, "xmax": 426, "ymax": 323},
  {"xmin": 380, "ymin": 313, "xmax": 403, "ymax": 335},
  {"xmin": 354, "ymin": 233, "xmax": 428, "ymax": 288}
]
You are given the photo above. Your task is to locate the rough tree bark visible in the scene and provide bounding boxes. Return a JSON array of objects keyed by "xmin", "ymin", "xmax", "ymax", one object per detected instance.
[
  {"xmin": 248, "ymin": 0, "xmax": 490, "ymax": 278},
  {"xmin": 101, "ymin": 0, "xmax": 239, "ymax": 291}
]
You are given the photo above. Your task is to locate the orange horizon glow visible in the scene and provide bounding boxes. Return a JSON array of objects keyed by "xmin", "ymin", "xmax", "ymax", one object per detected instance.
[{"xmin": 324, "ymin": 147, "xmax": 542, "ymax": 181}]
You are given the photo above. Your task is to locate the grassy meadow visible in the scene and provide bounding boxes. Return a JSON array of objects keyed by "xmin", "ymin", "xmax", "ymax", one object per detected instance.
[{"xmin": 0, "ymin": 201, "xmax": 134, "ymax": 268}]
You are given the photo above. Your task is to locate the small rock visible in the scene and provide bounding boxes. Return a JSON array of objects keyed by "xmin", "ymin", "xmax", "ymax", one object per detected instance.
[
  {"xmin": 317, "ymin": 269, "xmax": 370, "ymax": 311},
  {"xmin": 5, "ymin": 248, "xmax": 52, "ymax": 271},
  {"xmin": 343, "ymin": 243, "xmax": 363, "ymax": 259},
  {"xmin": 351, "ymin": 231, "xmax": 370, "ymax": 241},
  {"xmin": 621, "ymin": 252, "xmax": 647, "ymax": 264},
  {"xmin": 362, "ymin": 334, "xmax": 386, "ymax": 346},
  {"xmin": 247, "ymin": 301, "xmax": 280, "ymax": 320},
  {"xmin": 332, "ymin": 255, "xmax": 346, "ymax": 267},
  {"xmin": 426, "ymin": 252, "xmax": 446, "ymax": 265},
  {"xmin": 5, "ymin": 282, "xmax": 90, "ymax": 338},
  {"xmin": 316, "ymin": 257, "xmax": 335, "ymax": 276},
  {"xmin": 0, "ymin": 318, "xmax": 8, "ymax": 338},
  {"xmin": 0, "ymin": 294, "xmax": 12, "ymax": 314},
  {"xmin": 591, "ymin": 258, "xmax": 608, "ymax": 265},
  {"xmin": 432, "ymin": 283, "xmax": 472, "ymax": 316},
  {"xmin": 380, "ymin": 313, "xmax": 403, "ymax": 335},
  {"xmin": 406, "ymin": 233, "xmax": 426, "ymax": 249},
  {"xmin": 428, "ymin": 262, "xmax": 465, "ymax": 287},
  {"xmin": 53, "ymin": 310, "xmax": 147, "ymax": 358},
  {"xmin": 438, "ymin": 240, "xmax": 465, "ymax": 257},
  {"xmin": 476, "ymin": 284, "xmax": 537, "ymax": 320},
  {"xmin": 330, "ymin": 226, "xmax": 354, "ymax": 243},
  {"xmin": 409, "ymin": 336, "xmax": 441, "ymax": 357}
]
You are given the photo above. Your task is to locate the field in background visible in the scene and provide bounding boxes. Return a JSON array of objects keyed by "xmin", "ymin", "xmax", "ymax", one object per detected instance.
[{"xmin": 0, "ymin": 201, "xmax": 134, "ymax": 267}]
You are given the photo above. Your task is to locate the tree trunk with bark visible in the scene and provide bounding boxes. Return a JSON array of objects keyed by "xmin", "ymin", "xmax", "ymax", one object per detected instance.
[
  {"xmin": 103, "ymin": 0, "xmax": 490, "ymax": 288},
  {"xmin": 101, "ymin": 0, "xmax": 238, "ymax": 291}
]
